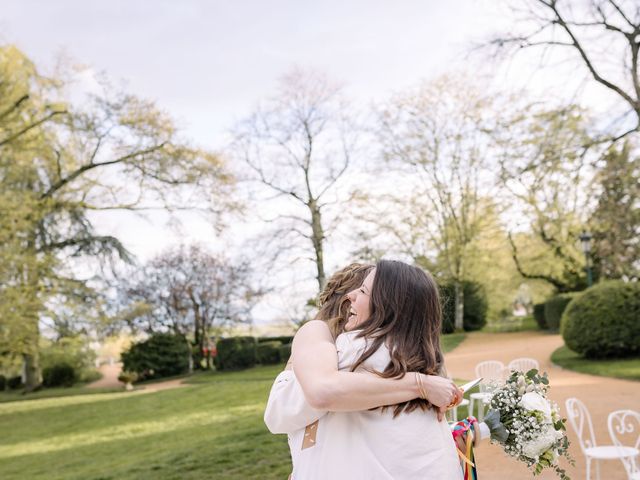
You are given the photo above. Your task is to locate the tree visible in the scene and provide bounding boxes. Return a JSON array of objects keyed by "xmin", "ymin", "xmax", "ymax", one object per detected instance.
[
  {"xmin": 0, "ymin": 45, "xmax": 233, "ymax": 389},
  {"xmin": 494, "ymin": 104, "xmax": 596, "ymax": 292},
  {"xmin": 231, "ymin": 69, "xmax": 358, "ymax": 292},
  {"xmin": 117, "ymin": 245, "xmax": 260, "ymax": 370},
  {"xmin": 485, "ymin": 0, "xmax": 640, "ymax": 142},
  {"xmin": 590, "ymin": 141, "xmax": 640, "ymax": 280},
  {"xmin": 376, "ymin": 76, "xmax": 500, "ymax": 330}
]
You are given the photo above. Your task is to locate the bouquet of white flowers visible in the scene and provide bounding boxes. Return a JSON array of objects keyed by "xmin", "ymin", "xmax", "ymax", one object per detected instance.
[{"xmin": 483, "ymin": 369, "xmax": 573, "ymax": 479}]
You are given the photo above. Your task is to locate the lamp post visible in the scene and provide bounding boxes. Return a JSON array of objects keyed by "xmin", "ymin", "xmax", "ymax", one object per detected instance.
[{"xmin": 579, "ymin": 230, "xmax": 593, "ymax": 287}]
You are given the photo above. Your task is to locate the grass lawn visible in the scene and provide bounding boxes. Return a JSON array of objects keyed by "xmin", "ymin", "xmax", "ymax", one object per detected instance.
[
  {"xmin": 483, "ymin": 315, "xmax": 540, "ymax": 333},
  {"xmin": 441, "ymin": 332, "xmax": 466, "ymax": 352},
  {"xmin": 551, "ymin": 345, "xmax": 640, "ymax": 381},
  {"xmin": 0, "ymin": 333, "xmax": 469, "ymax": 480}
]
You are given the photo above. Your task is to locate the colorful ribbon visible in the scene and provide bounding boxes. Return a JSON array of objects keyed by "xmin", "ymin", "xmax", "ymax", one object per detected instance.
[{"xmin": 451, "ymin": 416, "xmax": 478, "ymax": 480}]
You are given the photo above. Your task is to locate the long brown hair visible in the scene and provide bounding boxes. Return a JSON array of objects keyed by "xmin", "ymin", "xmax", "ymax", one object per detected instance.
[
  {"xmin": 317, "ymin": 263, "xmax": 374, "ymax": 338},
  {"xmin": 350, "ymin": 259, "xmax": 444, "ymax": 416}
]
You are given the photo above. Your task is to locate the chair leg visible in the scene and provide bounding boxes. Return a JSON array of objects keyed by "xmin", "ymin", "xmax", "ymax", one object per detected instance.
[
  {"xmin": 586, "ymin": 457, "xmax": 591, "ymax": 480},
  {"xmin": 469, "ymin": 398, "xmax": 475, "ymax": 419},
  {"xmin": 595, "ymin": 459, "xmax": 600, "ymax": 480},
  {"xmin": 451, "ymin": 405, "xmax": 458, "ymax": 422},
  {"xmin": 478, "ymin": 400, "xmax": 485, "ymax": 422}
]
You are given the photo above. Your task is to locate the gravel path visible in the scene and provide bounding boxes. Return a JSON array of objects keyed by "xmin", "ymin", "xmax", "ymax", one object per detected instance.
[
  {"xmin": 444, "ymin": 331, "xmax": 638, "ymax": 480},
  {"xmin": 86, "ymin": 363, "xmax": 187, "ymax": 392}
]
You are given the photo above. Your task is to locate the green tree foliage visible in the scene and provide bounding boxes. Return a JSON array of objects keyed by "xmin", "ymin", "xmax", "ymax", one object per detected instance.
[
  {"xmin": 496, "ymin": 106, "xmax": 595, "ymax": 293},
  {"xmin": 121, "ymin": 333, "xmax": 191, "ymax": 380},
  {"xmin": 590, "ymin": 142, "xmax": 640, "ymax": 280},
  {"xmin": 440, "ymin": 280, "xmax": 488, "ymax": 333},
  {"xmin": 377, "ymin": 76, "xmax": 500, "ymax": 329},
  {"xmin": 0, "ymin": 45, "xmax": 233, "ymax": 390},
  {"xmin": 561, "ymin": 281, "xmax": 640, "ymax": 359}
]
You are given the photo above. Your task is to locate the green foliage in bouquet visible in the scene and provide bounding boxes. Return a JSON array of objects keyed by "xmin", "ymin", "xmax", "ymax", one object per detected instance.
[{"xmin": 484, "ymin": 369, "xmax": 573, "ymax": 479}]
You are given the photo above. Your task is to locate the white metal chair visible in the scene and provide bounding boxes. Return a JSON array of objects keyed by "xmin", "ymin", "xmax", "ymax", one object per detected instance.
[
  {"xmin": 608, "ymin": 410, "xmax": 640, "ymax": 479},
  {"xmin": 469, "ymin": 360, "xmax": 505, "ymax": 421},
  {"xmin": 507, "ymin": 357, "xmax": 540, "ymax": 374},
  {"xmin": 565, "ymin": 398, "xmax": 639, "ymax": 480}
]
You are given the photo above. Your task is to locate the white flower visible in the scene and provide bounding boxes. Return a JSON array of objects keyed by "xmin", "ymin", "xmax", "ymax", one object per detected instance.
[
  {"xmin": 521, "ymin": 426, "xmax": 557, "ymax": 459},
  {"xmin": 520, "ymin": 392, "xmax": 552, "ymax": 423}
]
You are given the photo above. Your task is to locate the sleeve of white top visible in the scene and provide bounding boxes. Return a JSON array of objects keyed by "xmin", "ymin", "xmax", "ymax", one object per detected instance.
[{"xmin": 263, "ymin": 369, "xmax": 328, "ymax": 434}]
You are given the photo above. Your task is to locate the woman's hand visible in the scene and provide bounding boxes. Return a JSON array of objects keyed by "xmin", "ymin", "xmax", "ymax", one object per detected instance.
[{"xmin": 420, "ymin": 374, "xmax": 463, "ymax": 421}]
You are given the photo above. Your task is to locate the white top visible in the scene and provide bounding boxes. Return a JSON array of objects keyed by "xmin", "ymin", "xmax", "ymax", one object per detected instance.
[{"xmin": 265, "ymin": 331, "xmax": 465, "ymax": 480}]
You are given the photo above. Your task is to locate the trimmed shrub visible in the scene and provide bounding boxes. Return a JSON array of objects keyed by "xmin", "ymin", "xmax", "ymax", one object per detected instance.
[
  {"xmin": 561, "ymin": 281, "xmax": 640, "ymax": 359},
  {"xmin": 122, "ymin": 333, "xmax": 190, "ymax": 380},
  {"xmin": 215, "ymin": 336, "xmax": 257, "ymax": 371},
  {"xmin": 279, "ymin": 343, "xmax": 292, "ymax": 364},
  {"xmin": 533, "ymin": 303, "xmax": 547, "ymax": 329},
  {"xmin": 545, "ymin": 293, "xmax": 580, "ymax": 331},
  {"xmin": 256, "ymin": 341, "xmax": 282, "ymax": 365},
  {"xmin": 40, "ymin": 336, "xmax": 98, "ymax": 383},
  {"xmin": 258, "ymin": 336, "xmax": 294, "ymax": 345},
  {"xmin": 42, "ymin": 363, "xmax": 76, "ymax": 387},
  {"xmin": 7, "ymin": 375, "xmax": 23, "ymax": 390},
  {"xmin": 0, "ymin": 375, "xmax": 5, "ymax": 391},
  {"xmin": 440, "ymin": 281, "xmax": 489, "ymax": 333}
]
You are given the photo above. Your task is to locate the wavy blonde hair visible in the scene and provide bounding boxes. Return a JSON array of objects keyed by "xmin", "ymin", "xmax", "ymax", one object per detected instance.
[{"xmin": 317, "ymin": 263, "xmax": 374, "ymax": 338}]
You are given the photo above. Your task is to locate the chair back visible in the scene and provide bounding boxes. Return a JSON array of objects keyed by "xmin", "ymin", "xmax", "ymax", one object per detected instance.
[
  {"xmin": 507, "ymin": 357, "xmax": 540, "ymax": 374},
  {"xmin": 608, "ymin": 409, "xmax": 640, "ymax": 477},
  {"xmin": 475, "ymin": 360, "xmax": 505, "ymax": 393},
  {"xmin": 565, "ymin": 397, "xmax": 597, "ymax": 453}
]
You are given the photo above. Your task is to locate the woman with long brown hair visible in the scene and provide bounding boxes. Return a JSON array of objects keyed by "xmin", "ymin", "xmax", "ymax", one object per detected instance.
[{"xmin": 265, "ymin": 261, "xmax": 464, "ymax": 479}]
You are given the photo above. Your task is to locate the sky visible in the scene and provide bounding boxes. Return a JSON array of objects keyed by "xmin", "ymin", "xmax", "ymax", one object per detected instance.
[{"xmin": 0, "ymin": 1, "xmax": 623, "ymax": 326}]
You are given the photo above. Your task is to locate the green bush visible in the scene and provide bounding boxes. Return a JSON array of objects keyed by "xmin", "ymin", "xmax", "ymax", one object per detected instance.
[
  {"xmin": 122, "ymin": 333, "xmax": 190, "ymax": 380},
  {"xmin": 533, "ymin": 303, "xmax": 547, "ymax": 329},
  {"xmin": 279, "ymin": 343, "xmax": 292, "ymax": 364},
  {"xmin": 7, "ymin": 376, "xmax": 22, "ymax": 390},
  {"xmin": 42, "ymin": 363, "xmax": 76, "ymax": 387},
  {"xmin": 545, "ymin": 293, "xmax": 580, "ymax": 331},
  {"xmin": 0, "ymin": 375, "xmax": 5, "ymax": 391},
  {"xmin": 214, "ymin": 336, "xmax": 257, "ymax": 371},
  {"xmin": 40, "ymin": 336, "xmax": 98, "ymax": 382},
  {"xmin": 440, "ymin": 281, "xmax": 489, "ymax": 333},
  {"xmin": 256, "ymin": 341, "xmax": 282, "ymax": 365},
  {"xmin": 561, "ymin": 281, "xmax": 640, "ymax": 359},
  {"xmin": 258, "ymin": 336, "xmax": 294, "ymax": 345}
]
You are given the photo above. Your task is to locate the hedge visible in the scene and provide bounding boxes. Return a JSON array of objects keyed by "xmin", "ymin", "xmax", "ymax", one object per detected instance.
[
  {"xmin": 122, "ymin": 333, "xmax": 190, "ymax": 381},
  {"xmin": 256, "ymin": 341, "xmax": 282, "ymax": 365},
  {"xmin": 545, "ymin": 293, "xmax": 580, "ymax": 331},
  {"xmin": 533, "ymin": 303, "xmax": 547, "ymax": 329},
  {"xmin": 279, "ymin": 343, "xmax": 292, "ymax": 364},
  {"xmin": 215, "ymin": 336, "xmax": 257, "ymax": 371},
  {"xmin": 561, "ymin": 281, "xmax": 640, "ymax": 359},
  {"xmin": 257, "ymin": 336, "xmax": 294, "ymax": 345},
  {"xmin": 42, "ymin": 363, "xmax": 76, "ymax": 387},
  {"xmin": 440, "ymin": 281, "xmax": 489, "ymax": 333}
]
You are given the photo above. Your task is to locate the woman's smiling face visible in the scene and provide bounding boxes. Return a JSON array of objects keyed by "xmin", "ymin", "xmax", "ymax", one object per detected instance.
[{"xmin": 345, "ymin": 268, "xmax": 375, "ymax": 331}]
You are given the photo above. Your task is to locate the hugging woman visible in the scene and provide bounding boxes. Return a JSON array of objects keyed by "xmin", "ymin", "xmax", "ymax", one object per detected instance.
[{"xmin": 265, "ymin": 260, "xmax": 464, "ymax": 479}]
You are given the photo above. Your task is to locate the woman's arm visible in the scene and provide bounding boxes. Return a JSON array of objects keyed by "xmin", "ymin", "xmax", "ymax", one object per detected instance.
[
  {"xmin": 264, "ymin": 369, "xmax": 327, "ymax": 434},
  {"xmin": 292, "ymin": 320, "xmax": 461, "ymax": 412}
]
